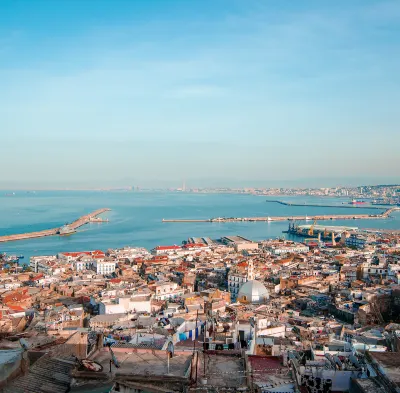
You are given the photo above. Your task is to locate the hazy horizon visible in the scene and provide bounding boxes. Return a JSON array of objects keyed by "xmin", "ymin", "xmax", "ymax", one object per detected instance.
[
  {"xmin": 1, "ymin": 176, "xmax": 400, "ymax": 191},
  {"xmin": 1, "ymin": 0, "xmax": 399, "ymax": 185}
]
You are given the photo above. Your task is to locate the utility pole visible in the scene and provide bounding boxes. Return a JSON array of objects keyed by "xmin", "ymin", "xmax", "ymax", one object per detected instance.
[
  {"xmin": 203, "ymin": 318, "xmax": 208, "ymax": 379},
  {"xmin": 193, "ymin": 310, "xmax": 199, "ymax": 384}
]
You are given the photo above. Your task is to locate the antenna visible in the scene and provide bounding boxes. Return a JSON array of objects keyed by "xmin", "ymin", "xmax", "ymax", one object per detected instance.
[{"xmin": 109, "ymin": 345, "xmax": 120, "ymax": 372}]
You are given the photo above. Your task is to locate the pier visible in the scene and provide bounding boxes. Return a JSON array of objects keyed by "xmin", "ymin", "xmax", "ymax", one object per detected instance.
[
  {"xmin": 162, "ymin": 207, "xmax": 398, "ymax": 223},
  {"xmin": 265, "ymin": 200, "xmax": 384, "ymax": 209},
  {"xmin": 0, "ymin": 208, "xmax": 110, "ymax": 243}
]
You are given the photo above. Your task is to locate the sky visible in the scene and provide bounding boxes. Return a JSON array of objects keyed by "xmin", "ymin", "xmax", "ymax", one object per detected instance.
[{"xmin": 0, "ymin": 0, "xmax": 399, "ymax": 189}]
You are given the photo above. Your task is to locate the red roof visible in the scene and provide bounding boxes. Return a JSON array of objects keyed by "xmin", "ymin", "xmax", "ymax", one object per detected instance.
[
  {"xmin": 61, "ymin": 251, "xmax": 91, "ymax": 257},
  {"xmin": 151, "ymin": 255, "xmax": 168, "ymax": 260},
  {"xmin": 155, "ymin": 245, "xmax": 181, "ymax": 251},
  {"xmin": 182, "ymin": 243, "xmax": 207, "ymax": 249},
  {"xmin": 61, "ymin": 250, "xmax": 105, "ymax": 258},
  {"xmin": 248, "ymin": 356, "xmax": 285, "ymax": 383}
]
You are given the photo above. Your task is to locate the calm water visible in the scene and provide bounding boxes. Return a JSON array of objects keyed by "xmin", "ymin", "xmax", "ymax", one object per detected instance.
[{"xmin": 0, "ymin": 191, "xmax": 399, "ymax": 262}]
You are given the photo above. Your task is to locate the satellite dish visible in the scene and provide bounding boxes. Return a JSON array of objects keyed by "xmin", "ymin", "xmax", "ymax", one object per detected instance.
[{"xmin": 80, "ymin": 359, "xmax": 103, "ymax": 372}]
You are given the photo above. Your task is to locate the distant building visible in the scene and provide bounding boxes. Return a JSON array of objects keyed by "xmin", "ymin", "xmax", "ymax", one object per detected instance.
[
  {"xmin": 345, "ymin": 234, "xmax": 367, "ymax": 249},
  {"xmin": 221, "ymin": 236, "xmax": 259, "ymax": 252},
  {"xmin": 151, "ymin": 245, "xmax": 181, "ymax": 255}
]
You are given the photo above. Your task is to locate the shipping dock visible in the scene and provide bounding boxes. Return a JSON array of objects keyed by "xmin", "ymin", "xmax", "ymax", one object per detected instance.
[{"xmin": 0, "ymin": 208, "xmax": 110, "ymax": 243}]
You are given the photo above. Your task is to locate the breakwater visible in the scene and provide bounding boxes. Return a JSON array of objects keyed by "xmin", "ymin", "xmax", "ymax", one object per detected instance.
[
  {"xmin": 162, "ymin": 207, "xmax": 398, "ymax": 223},
  {"xmin": 0, "ymin": 208, "xmax": 110, "ymax": 243},
  {"xmin": 266, "ymin": 200, "xmax": 384, "ymax": 209}
]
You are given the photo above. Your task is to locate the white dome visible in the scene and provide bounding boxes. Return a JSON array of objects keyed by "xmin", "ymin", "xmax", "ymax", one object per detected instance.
[{"xmin": 238, "ymin": 280, "xmax": 269, "ymax": 304}]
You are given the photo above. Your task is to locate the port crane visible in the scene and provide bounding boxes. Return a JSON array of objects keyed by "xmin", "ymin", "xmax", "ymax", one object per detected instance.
[{"xmin": 308, "ymin": 219, "xmax": 317, "ymax": 236}]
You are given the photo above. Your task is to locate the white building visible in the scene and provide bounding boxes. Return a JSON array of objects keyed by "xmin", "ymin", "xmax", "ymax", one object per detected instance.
[
  {"xmin": 75, "ymin": 256, "xmax": 94, "ymax": 271},
  {"xmin": 151, "ymin": 245, "xmax": 182, "ymax": 255},
  {"xmin": 92, "ymin": 260, "xmax": 116, "ymax": 275},
  {"xmin": 345, "ymin": 234, "xmax": 367, "ymax": 249},
  {"xmin": 266, "ymin": 243, "xmax": 309, "ymax": 255},
  {"xmin": 387, "ymin": 264, "xmax": 400, "ymax": 279},
  {"xmin": 98, "ymin": 294, "xmax": 152, "ymax": 315},
  {"xmin": 154, "ymin": 281, "xmax": 184, "ymax": 300},
  {"xmin": 228, "ymin": 260, "xmax": 255, "ymax": 302},
  {"xmin": 30, "ymin": 256, "xmax": 57, "ymax": 273},
  {"xmin": 361, "ymin": 264, "xmax": 388, "ymax": 280}
]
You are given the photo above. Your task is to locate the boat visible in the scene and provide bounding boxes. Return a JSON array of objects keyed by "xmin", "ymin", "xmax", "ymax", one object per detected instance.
[
  {"xmin": 58, "ymin": 225, "xmax": 76, "ymax": 236},
  {"xmin": 18, "ymin": 255, "xmax": 24, "ymax": 259},
  {"xmin": 349, "ymin": 199, "xmax": 366, "ymax": 205}
]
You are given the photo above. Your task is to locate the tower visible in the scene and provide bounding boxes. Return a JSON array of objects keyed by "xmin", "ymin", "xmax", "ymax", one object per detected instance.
[{"xmin": 247, "ymin": 260, "xmax": 255, "ymax": 280}]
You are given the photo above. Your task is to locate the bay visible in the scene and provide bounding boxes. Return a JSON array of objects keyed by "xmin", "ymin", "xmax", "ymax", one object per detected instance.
[{"xmin": 0, "ymin": 191, "xmax": 399, "ymax": 262}]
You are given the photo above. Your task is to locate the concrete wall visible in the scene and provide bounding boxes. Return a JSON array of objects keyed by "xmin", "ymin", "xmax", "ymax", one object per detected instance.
[
  {"xmin": 328, "ymin": 304, "xmax": 355, "ymax": 324},
  {"xmin": 0, "ymin": 350, "xmax": 26, "ymax": 389},
  {"xmin": 49, "ymin": 331, "xmax": 88, "ymax": 359}
]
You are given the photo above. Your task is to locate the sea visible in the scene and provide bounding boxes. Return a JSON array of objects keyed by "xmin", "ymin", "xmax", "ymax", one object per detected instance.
[{"xmin": 0, "ymin": 191, "xmax": 399, "ymax": 263}]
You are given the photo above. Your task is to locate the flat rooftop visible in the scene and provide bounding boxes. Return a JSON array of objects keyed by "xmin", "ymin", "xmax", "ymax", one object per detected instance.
[
  {"xmin": 200, "ymin": 352, "xmax": 246, "ymax": 388},
  {"xmin": 92, "ymin": 348, "xmax": 192, "ymax": 378},
  {"xmin": 222, "ymin": 235, "xmax": 253, "ymax": 244},
  {"xmin": 369, "ymin": 352, "xmax": 400, "ymax": 388}
]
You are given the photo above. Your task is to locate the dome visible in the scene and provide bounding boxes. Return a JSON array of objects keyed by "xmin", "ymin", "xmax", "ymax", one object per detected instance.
[{"xmin": 237, "ymin": 280, "xmax": 269, "ymax": 304}]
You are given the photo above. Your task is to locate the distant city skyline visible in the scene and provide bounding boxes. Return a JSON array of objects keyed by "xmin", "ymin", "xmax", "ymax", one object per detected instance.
[
  {"xmin": 1, "ymin": 176, "xmax": 400, "ymax": 191},
  {"xmin": 1, "ymin": 0, "xmax": 399, "ymax": 186}
]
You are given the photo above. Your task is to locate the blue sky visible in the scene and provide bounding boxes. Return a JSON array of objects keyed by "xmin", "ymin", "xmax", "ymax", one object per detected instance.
[{"xmin": 1, "ymin": 0, "xmax": 399, "ymax": 188}]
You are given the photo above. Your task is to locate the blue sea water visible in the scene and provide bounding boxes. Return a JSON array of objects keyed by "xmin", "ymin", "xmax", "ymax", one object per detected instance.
[{"xmin": 0, "ymin": 191, "xmax": 399, "ymax": 262}]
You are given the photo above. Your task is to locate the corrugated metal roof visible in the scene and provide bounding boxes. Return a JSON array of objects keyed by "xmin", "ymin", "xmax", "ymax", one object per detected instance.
[
  {"xmin": 3, "ymin": 354, "xmax": 75, "ymax": 393},
  {"xmin": 112, "ymin": 341, "xmax": 164, "ymax": 350}
]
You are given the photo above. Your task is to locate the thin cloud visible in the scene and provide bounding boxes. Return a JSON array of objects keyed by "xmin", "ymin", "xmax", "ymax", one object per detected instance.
[{"xmin": 166, "ymin": 84, "xmax": 226, "ymax": 99}]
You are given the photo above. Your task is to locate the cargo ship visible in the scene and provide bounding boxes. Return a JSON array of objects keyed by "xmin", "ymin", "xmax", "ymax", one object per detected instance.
[
  {"xmin": 349, "ymin": 199, "xmax": 366, "ymax": 205},
  {"xmin": 58, "ymin": 225, "xmax": 76, "ymax": 236}
]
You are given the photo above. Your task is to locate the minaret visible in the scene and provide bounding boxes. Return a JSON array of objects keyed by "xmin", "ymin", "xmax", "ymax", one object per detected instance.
[{"xmin": 247, "ymin": 260, "xmax": 255, "ymax": 280}]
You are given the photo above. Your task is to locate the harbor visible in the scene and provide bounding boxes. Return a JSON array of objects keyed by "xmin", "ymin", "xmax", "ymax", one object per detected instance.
[
  {"xmin": 162, "ymin": 207, "xmax": 398, "ymax": 223},
  {"xmin": 0, "ymin": 208, "xmax": 110, "ymax": 243}
]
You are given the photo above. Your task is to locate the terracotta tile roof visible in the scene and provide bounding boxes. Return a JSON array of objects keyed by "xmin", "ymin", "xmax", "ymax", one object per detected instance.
[{"xmin": 155, "ymin": 245, "xmax": 181, "ymax": 250}]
